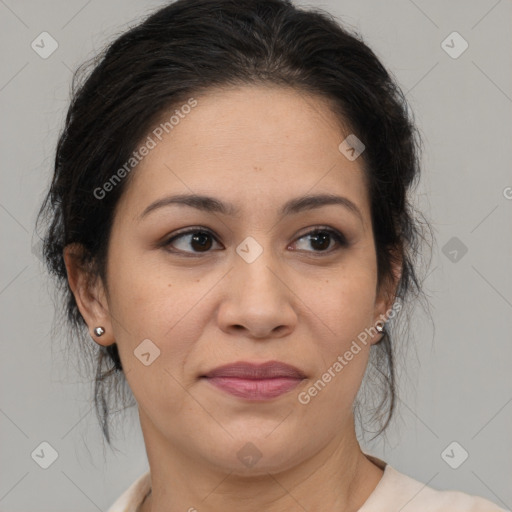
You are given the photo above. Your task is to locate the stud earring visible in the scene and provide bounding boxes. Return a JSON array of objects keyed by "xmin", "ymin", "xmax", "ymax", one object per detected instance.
[
  {"xmin": 375, "ymin": 322, "xmax": 385, "ymax": 333},
  {"xmin": 94, "ymin": 326, "xmax": 105, "ymax": 337}
]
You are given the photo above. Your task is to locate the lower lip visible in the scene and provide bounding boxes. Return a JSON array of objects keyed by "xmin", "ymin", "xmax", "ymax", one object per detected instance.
[{"xmin": 204, "ymin": 376, "xmax": 303, "ymax": 400}]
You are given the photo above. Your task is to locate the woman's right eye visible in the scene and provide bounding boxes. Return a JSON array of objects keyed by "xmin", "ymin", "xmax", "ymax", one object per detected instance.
[{"xmin": 163, "ymin": 229, "xmax": 223, "ymax": 255}]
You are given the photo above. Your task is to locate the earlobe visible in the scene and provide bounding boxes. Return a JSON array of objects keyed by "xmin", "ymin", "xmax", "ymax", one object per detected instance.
[
  {"xmin": 373, "ymin": 250, "xmax": 403, "ymax": 344},
  {"xmin": 63, "ymin": 244, "xmax": 115, "ymax": 346}
]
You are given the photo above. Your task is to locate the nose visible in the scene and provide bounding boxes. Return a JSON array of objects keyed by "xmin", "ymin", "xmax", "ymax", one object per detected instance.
[{"xmin": 217, "ymin": 251, "xmax": 297, "ymax": 340}]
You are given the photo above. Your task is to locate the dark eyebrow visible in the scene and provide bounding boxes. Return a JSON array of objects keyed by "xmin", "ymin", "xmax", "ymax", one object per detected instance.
[
  {"xmin": 138, "ymin": 193, "xmax": 363, "ymax": 223},
  {"xmin": 280, "ymin": 193, "xmax": 363, "ymax": 223},
  {"xmin": 138, "ymin": 194, "xmax": 239, "ymax": 220}
]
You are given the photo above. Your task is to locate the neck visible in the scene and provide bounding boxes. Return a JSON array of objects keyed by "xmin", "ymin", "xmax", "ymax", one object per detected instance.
[{"xmin": 138, "ymin": 411, "xmax": 383, "ymax": 512}]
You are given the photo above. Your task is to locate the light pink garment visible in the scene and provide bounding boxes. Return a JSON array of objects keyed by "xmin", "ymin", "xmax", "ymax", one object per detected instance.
[{"xmin": 107, "ymin": 455, "xmax": 508, "ymax": 512}]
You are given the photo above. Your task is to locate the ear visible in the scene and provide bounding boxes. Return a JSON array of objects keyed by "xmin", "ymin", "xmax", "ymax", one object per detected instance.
[
  {"xmin": 372, "ymin": 246, "xmax": 403, "ymax": 344},
  {"xmin": 63, "ymin": 243, "xmax": 115, "ymax": 347}
]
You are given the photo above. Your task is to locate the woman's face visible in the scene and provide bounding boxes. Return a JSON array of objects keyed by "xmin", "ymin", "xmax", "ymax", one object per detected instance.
[{"xmin": 80, "ymin": 85, "xmax": 397, "ymax": 474}]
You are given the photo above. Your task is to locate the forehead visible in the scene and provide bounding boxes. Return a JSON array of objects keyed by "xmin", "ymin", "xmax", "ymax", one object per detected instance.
[{"xmin": 117, "ymin": 85, "xmax": 370, "ymax": 225}]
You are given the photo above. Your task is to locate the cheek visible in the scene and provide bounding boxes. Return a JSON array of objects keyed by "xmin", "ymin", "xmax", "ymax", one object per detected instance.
[
  {"xmin": 106, "ymin": 249, "xmax": 216, "ymax": 385},
  {"xmin": 107, "ymin": 246, "xmax": 186, "ymax": 333},
  {"xmin": 302, "ymin": 283, "xmax": 375, "ymax": 417},
  {"xmin": 299, "ymin": 262, "xmax": 377, "ymax": 408},
  {"xmin": 108, "ymin": 262, "xmax": 201, "ymax": 415},
  {"xmin": 311, "ymin": 266, "xmax": 377, "ymax": 346}
]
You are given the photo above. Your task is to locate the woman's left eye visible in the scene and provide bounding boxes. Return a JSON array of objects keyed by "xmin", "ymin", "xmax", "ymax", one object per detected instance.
[{"xmin": 291, "ymin": 228, "xmax": 348, "ymax": 253}]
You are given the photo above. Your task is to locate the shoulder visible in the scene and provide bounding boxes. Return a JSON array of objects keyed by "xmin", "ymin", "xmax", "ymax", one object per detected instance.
[
  {"xmin": 106, "ymin": 470, "xmax": 151, "ymax": 512},
  {"xmin": 384, "ymin": 466, "xmax": 507, "ymax": 512},
  {"xmin": 360, "ymin": 460, "xmax": 508, "ymax": 512}
]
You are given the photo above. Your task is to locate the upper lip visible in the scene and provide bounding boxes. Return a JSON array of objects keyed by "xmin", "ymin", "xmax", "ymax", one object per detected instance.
[{"xmin": 202, "ymin": 361, "xmax": 306, "ymax": 379}]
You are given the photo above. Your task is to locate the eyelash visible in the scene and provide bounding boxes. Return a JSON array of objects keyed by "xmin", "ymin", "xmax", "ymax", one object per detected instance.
[{"xmin": 161, "ymin": 226, "xmax": 349, "ymax": 257}]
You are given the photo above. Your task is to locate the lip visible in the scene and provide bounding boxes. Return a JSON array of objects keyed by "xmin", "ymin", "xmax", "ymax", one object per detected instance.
[
  {"xmin": 203, "ymin": 361, "xmax": 306, "ymax": 379},
  {"xmin": 201, "ymin": 361, "xmax": 306, "ymax": 401}
]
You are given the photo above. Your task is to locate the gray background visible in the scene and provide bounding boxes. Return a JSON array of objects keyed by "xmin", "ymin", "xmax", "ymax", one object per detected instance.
[{"xmin": 1, "ymin": 0, "xmax": 511, "ymax": 510}]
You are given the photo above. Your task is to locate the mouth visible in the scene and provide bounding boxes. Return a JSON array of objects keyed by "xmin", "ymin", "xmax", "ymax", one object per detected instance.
[{"xmin": 200, "ymin": 361, "xmax": 306, "ymax": 401}]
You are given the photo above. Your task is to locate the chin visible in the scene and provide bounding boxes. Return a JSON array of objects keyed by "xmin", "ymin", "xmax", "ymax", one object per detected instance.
[{"xmin": 198, "ymin": 431, "xmax": 309, "ymax": 477}]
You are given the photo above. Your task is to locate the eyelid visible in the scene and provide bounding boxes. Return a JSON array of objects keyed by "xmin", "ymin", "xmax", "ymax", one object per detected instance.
[
  {"xmin": 295, "ymin": 225, "xmax": 346, "ymax": 241},
  {"xmin": 166, "ymin": 226, "xmax": 217, "ymax": 240}
]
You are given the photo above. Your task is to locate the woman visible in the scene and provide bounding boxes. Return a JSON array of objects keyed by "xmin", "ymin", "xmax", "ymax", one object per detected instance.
[{"xmin": 36, "ymin": 0, "xmax": 506, "ymax": 510}]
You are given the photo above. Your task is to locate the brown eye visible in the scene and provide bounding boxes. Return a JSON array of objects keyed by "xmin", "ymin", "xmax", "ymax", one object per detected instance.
[
  {"xmin": 164, "ymin": 229, "xmax": 221, "ymax": 254},
  {"xmin": 292, "ymin": 228, "xmax": 348, "ymax": 253},
  {"xmin": 189, "ymin": 232, "xmax": 213, "ymax": 251}
]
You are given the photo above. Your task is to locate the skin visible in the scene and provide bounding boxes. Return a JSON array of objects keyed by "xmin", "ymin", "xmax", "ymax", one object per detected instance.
[{"xmin": 65, "ymin": 85, "xmax": 401, "ymax": 512}]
